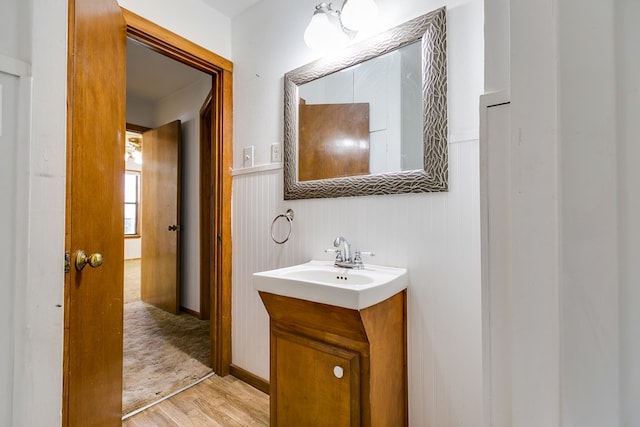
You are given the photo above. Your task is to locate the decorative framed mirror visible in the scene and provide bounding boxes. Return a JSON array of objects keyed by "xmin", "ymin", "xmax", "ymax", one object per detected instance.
[{"xmin": 284, "ymin": 7, "xmax": 447, "ymax": 200}]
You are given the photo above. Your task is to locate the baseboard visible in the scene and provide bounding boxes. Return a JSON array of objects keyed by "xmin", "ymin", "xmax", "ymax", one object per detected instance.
[
  {"xmin": 180, "ymin": 306, "xmax": 201, "ymax": 319},
  {"xmin": 230, "ymin": 364, "xmax": 270, "ymax": 395}
]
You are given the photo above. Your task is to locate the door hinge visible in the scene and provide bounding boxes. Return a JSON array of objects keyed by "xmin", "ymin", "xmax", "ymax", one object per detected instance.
[
  {"xmin": 217, "ymin": 233, "xmax": 222, "ymax": 241},
  {"xmin": 64, "ymin": 252, "xmax": 71, "ymax": 273}
]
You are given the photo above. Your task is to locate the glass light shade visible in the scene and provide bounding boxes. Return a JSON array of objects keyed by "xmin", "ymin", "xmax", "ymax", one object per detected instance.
[
  {"xmin": 304, "ymin": 9, "xmax": 349, "ymax": 50},
  {"xmin": 340, "ymin": 0, "xmax": 378, "ymax": 31}
]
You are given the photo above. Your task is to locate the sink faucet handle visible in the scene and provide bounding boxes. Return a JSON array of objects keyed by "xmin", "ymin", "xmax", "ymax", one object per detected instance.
[
  {"xmin": 352, "ymin": 251, "xmax": 374, "ymax": 268},
  {"xmin": 351, "ymin": 250, "xmax": 374, "ymax": 269},
  {"xmin": 324, "ymin": 248, "xmax": 343, "ymax": 262}
]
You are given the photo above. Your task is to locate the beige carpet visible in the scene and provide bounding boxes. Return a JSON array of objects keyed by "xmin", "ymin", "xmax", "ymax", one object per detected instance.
[
  {"xmin": 123, "ymin": 259, "xmax": 212, "ymax": 415},
  {"xmin": 124, "ymin": 259, "xmax": 141, "ymax": 304}
]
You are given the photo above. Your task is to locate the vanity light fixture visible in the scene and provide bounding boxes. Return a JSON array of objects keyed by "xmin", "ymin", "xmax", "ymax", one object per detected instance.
[
  {"xmin": 304, "ymin": 0, "xmax": 378, "ymax": 50},
  {"xmin": 340, "ymin": 0, "xmax": 378, "ymax": 31}
]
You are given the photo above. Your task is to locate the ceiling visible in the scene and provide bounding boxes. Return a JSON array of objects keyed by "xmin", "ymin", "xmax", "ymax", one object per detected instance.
[
  {"xmin": 126, "ymin": 38, "xmax": 208, "ymax": 103},
  {"xmin": 126, "ymin": 0, "xmax": 261, "ymax": 104},
  {"xmin": 200, "ymin": 0, "xmax": 261, "ymax": 18}
]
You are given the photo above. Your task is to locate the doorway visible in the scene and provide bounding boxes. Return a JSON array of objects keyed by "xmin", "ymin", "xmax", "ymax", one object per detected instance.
[
  {"xmin": 121, "ymin": 6, "xmax": 233, "ymax": 377},
  {"xmin": 122, "ymin": 119, "xmax": 211, "ymax": 415},
  {"xmin": 62, "ymin": 3, "xmax": 233, "ymax": 424}
]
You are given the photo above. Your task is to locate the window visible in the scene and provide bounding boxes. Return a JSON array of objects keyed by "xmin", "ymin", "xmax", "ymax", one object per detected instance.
[{"xmin": 124, "ymin": 171, "xmax": 140, "ymax": 236}]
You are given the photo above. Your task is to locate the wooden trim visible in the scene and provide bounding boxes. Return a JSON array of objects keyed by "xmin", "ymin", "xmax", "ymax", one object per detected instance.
[
  {"xmin": 230, "ymin": 364, "xmax": 270, "ymax": 395},
  {"xmin": 180, "ymin": 305, "xmax": 201, "ymax": 319},
  {"xmin": 126, "ymin": 122, "xmax": 150, "ymax": 133},
  {"xmin": 360, "ymin": 291, "xmax": 408, "ymax": 426},
  {"xmin": 62, "ymin": 2, "xmax": 76, "ymax": 423},
  {"xmin": 123, "ymin": 7, "xmax": 234, "ymax": 377},
  {"xmin": 121, "ymin": 8, "xmax": 233, "ymax": 73},
  {"xmin": 218, "ymin": 68, "xmax": 233, "ymax": 376},
  {"xmin": 199, "ymin": 90, "xmax": 213, "ymax": 321}
]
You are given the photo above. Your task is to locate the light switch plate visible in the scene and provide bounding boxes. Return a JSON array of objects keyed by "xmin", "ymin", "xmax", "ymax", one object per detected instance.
[
  {"xmin": 243, "ymin": 146, "xmax": 254, "ymax": 168},
  {"xmin": 271, "ymin": 142, "xmax": 282, "ymax": 163}
]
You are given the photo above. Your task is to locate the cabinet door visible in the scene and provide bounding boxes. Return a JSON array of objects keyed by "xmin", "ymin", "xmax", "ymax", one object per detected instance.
[{"xmin": 274, "ymin": 329, "xmax": 360, "ymax": 427}]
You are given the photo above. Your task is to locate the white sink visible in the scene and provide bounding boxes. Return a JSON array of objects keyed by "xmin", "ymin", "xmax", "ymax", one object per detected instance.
[{"xmin": 253, "ymin": 260, "xmax": 408, "ymax": 310}]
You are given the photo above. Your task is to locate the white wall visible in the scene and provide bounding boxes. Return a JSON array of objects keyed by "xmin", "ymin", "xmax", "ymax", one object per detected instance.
[
  {"xmin": 616, "ymin": 1, "xmax": 640, "ymax": 425},
  {"xmin": 126, "ymin": 93, "xmax": 155, "ymax": 128},
  {"xmin": 0, "ymin": 68, "xmax": 20, "ymax": 427},
  {"xmin": 558, "ymin": 0, "xmax": 619, "ymax": 424},
  {"xmin": 483, "ymin": 0, "xmax": 509, "ymax": 92},
  {"xmin": 117, "ymin": 0, "xmax": 231, "ymax": 59},
  {"xmin": 1, "ymin": 3, "xmax": 30, "ymax": 424},
  {"xmin": 508, "ymin": 0, "xmax": 561, "ymax": 424},
  {"xmin": 1, "ymin": 0, "xmax": 69, "ymax": 424},
  {"xmin": 483, "ymin": 0, "xmax": 640, "ymax": 425},
  {"xmin": 231, "ymin": 0, "xmax": 484, "ymax": 425}
]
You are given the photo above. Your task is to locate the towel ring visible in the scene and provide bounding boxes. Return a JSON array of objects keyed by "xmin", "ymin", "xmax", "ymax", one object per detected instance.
[{"xmin": 271, "ymin": 209, "xmax": 294, "ymax": 244}]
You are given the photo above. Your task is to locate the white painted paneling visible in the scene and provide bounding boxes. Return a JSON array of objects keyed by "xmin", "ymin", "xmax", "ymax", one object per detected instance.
[
  {"xmin": 232, "ymin": 169, "xmax": 288, "ymax": 379},
  {"xmin": 480, "ymin": 98, "xmax": 511, "ymax": 427},
  {"xmin": 232, "ymin": 139, "xmax": 482, "ymax": 424}
]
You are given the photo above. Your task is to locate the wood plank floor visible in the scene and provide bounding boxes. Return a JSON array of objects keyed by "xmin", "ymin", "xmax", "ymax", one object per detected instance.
[{"xmin": 122, "ymin": 375, "xmax": 269, "ymax": 426}]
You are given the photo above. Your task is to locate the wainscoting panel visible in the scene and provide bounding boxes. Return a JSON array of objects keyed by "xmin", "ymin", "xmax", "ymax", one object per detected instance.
[{"xmin": 231, "ymin": 139, "xmax": 481, "ymax": 426}]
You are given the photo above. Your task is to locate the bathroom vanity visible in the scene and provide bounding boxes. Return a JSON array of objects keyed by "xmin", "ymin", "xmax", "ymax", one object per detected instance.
[{"xmin": 255, "ymin": 261, "xmax": 408, "ymax": 426}]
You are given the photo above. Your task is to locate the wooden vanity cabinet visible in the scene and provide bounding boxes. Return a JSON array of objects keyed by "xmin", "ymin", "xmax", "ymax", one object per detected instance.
[{"xmin": 259, "ymin": 290, "xmax": 407, "ymax": 427}]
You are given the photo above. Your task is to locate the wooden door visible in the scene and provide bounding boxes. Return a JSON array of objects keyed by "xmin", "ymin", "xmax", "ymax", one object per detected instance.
[
  {"xmin": 273, "ymin": 329, "xmax": 361, "ymax": 427},
  {"xmin": 64, "ymin": 0, "xmax": 126, "ymax": 425},
  {"xmin": 141, "ymin": 120, "xmax": 182, "ymax": 314},
  {"xmin": 298, "ymin": 102, "xmax": 370, "ymax": 181}
]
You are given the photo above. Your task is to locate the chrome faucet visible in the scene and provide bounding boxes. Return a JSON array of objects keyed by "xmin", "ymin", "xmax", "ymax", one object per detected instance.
[
  {"xmin": 333, "ymin": 236, "xmax": 352, "ymax": 265},
  {"xmin": 328, "ymin": 237, "xmax": 374, "ymax": 269}
]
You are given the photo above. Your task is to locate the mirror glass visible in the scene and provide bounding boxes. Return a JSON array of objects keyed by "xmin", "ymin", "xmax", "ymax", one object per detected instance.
[
  {"xmin": 297, "ymin": 41, "xmax": 423, "ymax": 181},
  {"xmin": 284, "ymin": 7, "xmax": 448, "ymax": 199}
]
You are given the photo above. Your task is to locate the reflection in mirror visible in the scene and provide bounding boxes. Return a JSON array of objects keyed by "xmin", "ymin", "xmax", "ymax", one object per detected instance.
[
  {"xmin": 284, "ymin": 7, "xmax": 448, "ymax": 199},
  {"xmin": 298, "ymin": 41, "xmax": 423, "ymax": 181}
]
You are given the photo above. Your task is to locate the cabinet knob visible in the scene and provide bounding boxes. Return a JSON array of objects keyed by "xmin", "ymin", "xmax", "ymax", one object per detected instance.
[{"xmin": 333, "ymin": 366, "xmax": 344, "ymax": 379}]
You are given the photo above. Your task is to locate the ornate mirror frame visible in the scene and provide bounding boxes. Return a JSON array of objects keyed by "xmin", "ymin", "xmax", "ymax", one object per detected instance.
[{"xmin": 284, "ymin": 7, "xmax": 447, "ymax": 200}]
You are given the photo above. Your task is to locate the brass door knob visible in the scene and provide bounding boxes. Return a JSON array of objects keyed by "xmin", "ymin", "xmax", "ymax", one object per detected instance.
[{"xmin": 75, "ymin": 250, "xmax": 103, "ymax": 271}]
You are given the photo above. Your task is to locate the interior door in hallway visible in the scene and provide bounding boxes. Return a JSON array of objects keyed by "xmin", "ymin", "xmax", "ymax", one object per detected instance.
[
  {"xmin": 64, "ymin": 0, "xmax": 126, "ymax": 425},
  {"xmin": 141, "ymin": 120, "xmax": 182, "ymax": 314}
]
